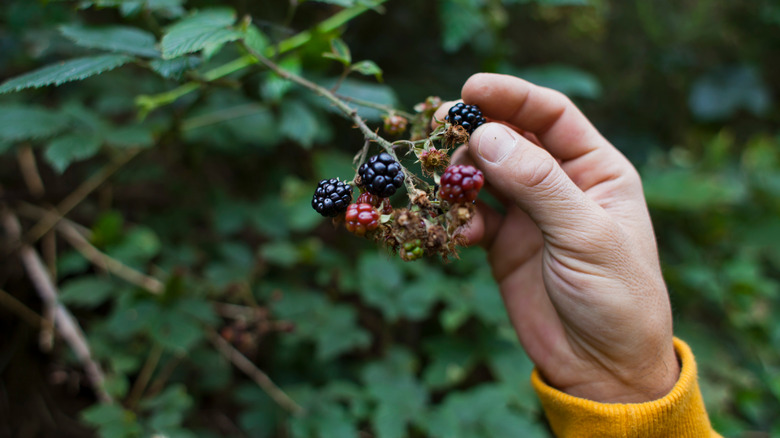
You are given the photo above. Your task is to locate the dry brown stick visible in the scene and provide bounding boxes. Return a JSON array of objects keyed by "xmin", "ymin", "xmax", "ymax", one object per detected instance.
[
  {"xmin": 24, "ymin": 149, "xmax": 140, "ymax": 245},
  {"xmin": 0, "ymin": 288, "xmax": 46, "ymax": 329},
  {"xmin": 2, "ymin": 210, "xmax": 113, "ymax": 404},
  {"xmin": 56, "ymin": 219, "xmax": 165, "ymax": 295},
  {"xmin": 16, "ymin": 144, "xmax": 45, "ymax": 198},
  {"xmin": 16, "ymin": 202, "xmax": 165, "ymax": 295},
  {"xmin": 207, "ymin": 328, "xmax": 304, "ymax": 416},
  {"xmin": 126, "ymin": 343, "xmax": 164, "ymax": 410}
]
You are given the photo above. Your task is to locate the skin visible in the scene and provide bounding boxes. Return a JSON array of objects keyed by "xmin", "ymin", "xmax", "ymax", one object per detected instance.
[{"xmin": 434, "ymin": 73, "xmax": 679, "ymax": 403}]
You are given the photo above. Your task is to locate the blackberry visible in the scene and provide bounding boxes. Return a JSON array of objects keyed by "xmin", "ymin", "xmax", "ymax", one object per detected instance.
[
  {"xmin": 358, "ymin": 153, "xmax": 405, "ymax": 198},
  {"xmin": 445, "ymin": 102, "xmax": 486, "ymax": 134},
  {"xmin": 440, "ymin": 164, "xmax": 485, "ymax": 204},
  {"xmin": 312, "ymin": 178, "xmax": 353, "ymax": 217},
  {"xmin": 345, "ymin": 203, "xmax": 380, "ymax": 236}
]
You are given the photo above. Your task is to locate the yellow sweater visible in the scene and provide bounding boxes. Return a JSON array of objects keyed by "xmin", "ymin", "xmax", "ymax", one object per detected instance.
[{"xmin": 531, "ymin": 338, "xmax": 721, "ymax": 437}]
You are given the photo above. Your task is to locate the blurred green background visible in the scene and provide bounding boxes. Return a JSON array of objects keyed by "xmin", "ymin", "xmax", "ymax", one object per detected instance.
[{"xmin": 0, "ymin": 0, "xmax": 778, "ymax": 436}]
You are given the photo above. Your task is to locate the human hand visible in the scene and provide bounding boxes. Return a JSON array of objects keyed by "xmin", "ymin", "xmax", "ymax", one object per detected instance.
[{"xmin": 435, "ymin": 73, "xmax": 679, "ymax": 403}]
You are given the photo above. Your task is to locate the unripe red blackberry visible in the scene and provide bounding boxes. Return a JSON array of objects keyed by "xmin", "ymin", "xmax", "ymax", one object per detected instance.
[
  {"xmin": 357, "ymin": 192, "xmax": 381, "ymax": 207},
  {"xmin": 312, "ymin": 178, "xmax": 353, "ymax": 217},
  {"xmin": 445, "ymin": 102, "xmax": 485, "ymax": 134},
  {"xmin": 439, "ymin": 165, "xmax": 484, "ymax": 204},
  {"xmin": 345, "ymin": 203, "xmax": 380, "ymax": 236},
  {"xmin": 358, "ymin": 153, "xmax": 405, "ymax": 198}
]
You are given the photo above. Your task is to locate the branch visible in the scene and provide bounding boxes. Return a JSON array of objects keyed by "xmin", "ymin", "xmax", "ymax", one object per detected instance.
[
  {"xmin": 208, "ymin": 329, "xmax": 304, "ymax": 416},
  {"xmin": 242, "ymin": 41, "xmax": 419, "ymax": 198},
  {"xmin": 2, "ymin": 210, "xmax": 113, "ymax": 404},
  {"xmin": 24, "ymin": 149, "xmax": 141, "ymax": 246},
  {"xmin": 16, "ymin": 203, "xmax": 165, "ymax": 295},
  {"xmin": 0, "ymin": 288, "xmax": 46, "ymax": 329}
]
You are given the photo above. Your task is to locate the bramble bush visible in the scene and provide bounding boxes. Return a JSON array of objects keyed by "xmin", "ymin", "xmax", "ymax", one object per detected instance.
[{"xmin": 0, "ymin": 1, "xmax": 778, "ymax": 437}]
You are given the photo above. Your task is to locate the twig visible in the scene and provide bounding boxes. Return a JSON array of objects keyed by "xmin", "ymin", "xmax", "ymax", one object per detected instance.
[
  {"xmin": 16, "ymin": 203, "xmax": 165, "ymax": 295},
  {"xmin": 56, "ymin": 219, "xmax": 165, "ymax": 295},
  {"xmin": 24, "ymin": 149, "xmax": 140, "ymax": 246},
  {"xmin": 241, "ymin": 41, "xmax": 418, "ymax": 198},
  {"xmin": 16, "ymin": 144, "xmax": 45, "ymax": 198},
  {"xmin": 207, "ymin": 328, "xmax": 304, "ymax": 416},
  {"xmin": 145, "ymin": 354, "xmax": 183, "ymax": 399},
  {"xmin": 335, "ymin": 93, "xmax": 414, "ymax": 119},
  {"xmin": 0, "ymin": 288, "xmax": 46, "ymax": 329},
  {"xmin": 2, "ymin": 210, "xmax": 113, "ymax": 404},
  {"xmin": 126, "ymin": 343, "xmax": 164, "ymax": 410}
]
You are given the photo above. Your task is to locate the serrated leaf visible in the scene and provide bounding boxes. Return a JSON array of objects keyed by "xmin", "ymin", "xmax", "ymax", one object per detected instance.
[
  {"xmin": 350, "ymin": 60, "xmax": 382, "ymax": 81},
  {"xmin": 161, "ymin": 8, "xmax": 242, "ymax": 59},
  {"xmin": 0, "ymin": 54, "xmax": 134, "ymax": 94},
  {"xmin": 44, "ymin": 133, "xmax": 102, "ymax": 173},
  {"xmin": 60, "ymin": 24, "xmax": 160, "ymax": 58},
  {"xmin": 0, "ymin": 105, "xmax": 69, "ymax": 142}
]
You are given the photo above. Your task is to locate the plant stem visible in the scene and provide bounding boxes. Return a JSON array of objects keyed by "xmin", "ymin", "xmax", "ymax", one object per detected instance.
[
  {"xmin": 136, "ymin": 0, "xmax": 388, "ymax": 114},
  {"xmin": 241, "ymin": 41, "xmax": 418, "ymax": 197}
]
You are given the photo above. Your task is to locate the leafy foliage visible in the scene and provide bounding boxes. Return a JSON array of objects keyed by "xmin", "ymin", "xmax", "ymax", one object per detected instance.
[{"xmin": 0, "ymin": 0, "xmax": 778, "ymax": 437}]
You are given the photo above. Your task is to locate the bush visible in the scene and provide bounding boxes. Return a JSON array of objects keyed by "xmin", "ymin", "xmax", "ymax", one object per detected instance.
[{"xmin": 0, "ymin": 1, "xmax": 777, "ymax": 437}]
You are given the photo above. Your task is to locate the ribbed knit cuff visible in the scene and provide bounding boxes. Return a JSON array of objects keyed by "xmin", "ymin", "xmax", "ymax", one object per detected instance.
[{"xmin": 531, "ymin": 338, "xmax": 720, "ymax": 437}]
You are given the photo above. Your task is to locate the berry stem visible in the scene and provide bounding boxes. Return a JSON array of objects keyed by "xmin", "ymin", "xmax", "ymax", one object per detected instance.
[{"xmin": 242, "ymin": 41, "xmax": 418, "ymax": 197}]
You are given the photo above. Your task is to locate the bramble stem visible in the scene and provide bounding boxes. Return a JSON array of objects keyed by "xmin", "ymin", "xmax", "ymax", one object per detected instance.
[
  {"xmin": 135, "ymin": 1, "xmax": 387, "ymax": 115},
  {"xmin": 242, "ymin": 41, "xmax": 419, "ymax": 197}
]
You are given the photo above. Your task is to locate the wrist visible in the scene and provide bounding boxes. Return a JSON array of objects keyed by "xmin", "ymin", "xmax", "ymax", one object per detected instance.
[{"xmin": 552, "ymin": 342, "xmax": 681, "ymax": 403}]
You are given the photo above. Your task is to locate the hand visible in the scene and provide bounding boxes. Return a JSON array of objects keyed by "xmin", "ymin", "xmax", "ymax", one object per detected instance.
[{"xmin": 435, "ymin": 73, "xmax": 679, "ymax": 403}]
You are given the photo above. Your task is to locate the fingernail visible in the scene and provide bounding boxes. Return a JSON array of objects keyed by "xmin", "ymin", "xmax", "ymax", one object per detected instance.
[{"xmin": 473, "ymin": 123, "xmax": 518, "ymax": 164}]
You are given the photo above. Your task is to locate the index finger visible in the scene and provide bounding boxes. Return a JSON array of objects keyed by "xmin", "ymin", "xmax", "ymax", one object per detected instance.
[{"xmin": 462, "ymin": 73, "xmax": 611, "ymax": 162}]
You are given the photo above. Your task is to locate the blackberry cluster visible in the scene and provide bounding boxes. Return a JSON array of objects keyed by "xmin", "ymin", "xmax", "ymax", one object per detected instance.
[
  {"xmin": 445, "ymin": 103, "xmax": 486, "ymax": 134},
  {"xmin": 439, "ymin": 164, "xmax": 485, "ymax": 204},
  {"xmin": 358, "ymin": 153, "xmax": 405, "ymax": 197},
  {"xmin": 312, "ymin": 178, "xmax": 353, "ymax": 217}
]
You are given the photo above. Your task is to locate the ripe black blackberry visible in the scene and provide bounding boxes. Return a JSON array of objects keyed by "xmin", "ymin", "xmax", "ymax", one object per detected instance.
[
  {"xmin": 358, "ymin": 152, "xmax": 405, "ymax": 197},
  {"xmin": 312, "ymin": 178, "xmax": 353, "ymax": 217},
  {"xmin": 445, "ymin": 102, "xmax": 486, "ymax": 134}
]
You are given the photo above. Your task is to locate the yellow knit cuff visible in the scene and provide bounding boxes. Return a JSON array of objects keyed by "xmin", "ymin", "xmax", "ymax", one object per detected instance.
[{"xmin": 531, "ymin": 338, "xmax": 720, "ymax": 437}]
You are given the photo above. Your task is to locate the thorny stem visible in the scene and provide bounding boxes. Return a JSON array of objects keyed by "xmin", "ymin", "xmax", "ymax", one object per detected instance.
[
  {"xmin": 242, "ymin": 41, "xmax": 419, "ymax": 198},
  {"xmin": 334, "ymin": 93, "xmax": 415, "ymax": 120},
  {"xmin": 136, "ymin": 1, "xmax": 387, "ymax": 115}
]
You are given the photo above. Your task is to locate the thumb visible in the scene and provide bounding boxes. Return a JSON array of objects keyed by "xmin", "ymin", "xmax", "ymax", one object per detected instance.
[{"xmin": 468, "ymin": 123, "xmax": 607, "ymax": 240}]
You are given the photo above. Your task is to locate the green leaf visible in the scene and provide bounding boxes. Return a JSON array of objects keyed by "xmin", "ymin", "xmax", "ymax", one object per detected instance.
[
  {"xmin": 323, "ymin": 38, "xmax": 352, "ymax": 65},
  {"xmin": 439, "ymin": 0, "xmax": 485, "ymax": 52},
  {"xmin": 44, "ymin": 133, "xmax": 102, "ymax": 173},
  {"xmin": 0, "ymin": 105, "xmax": 69, "ymax": 143},
  {"xmin": 273, "ymin": 290, "xmax": 371, "ymax": 360},
  {"xmin": 59, "ymin": 276, "xmax": 117, "ymax": 308},
  {"xmin": 149, "ymin": 56, "xmax": 202, "ymax": 79},
  {"xmin": 105, "ymin": 124, "xmax": 155, "ymax": 148},
  {"xmin": 244, "ymin": 25, "xmax": 269, "ymax": 55},
  {"xmin": 502, "ymin": 63, "xmax": 602, "ymax": 99},
  {"xmin": 0, "ymin": 54, "xmax": 134, "ymax": 94},
  {"xmin": 280, "ymin": 99, "xmax": 322, "ymax": 148},
  {"xmin": 161, "ymin": 8, "xmax": 242, "ymax": 59},
  {"xmin": 59, "ymin": 24, "xmax": 160, "ymax": 57},
  {"xmin": 642, "ymin": 169, "xmax": 747, "ymax": 211},
  {"xmin": 81, "ymin": 403, "xmax": 142, "ymax": 438},
  {"xmin": 350, "ymin": 60, "xmax": 382, "ymax": 81}
]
